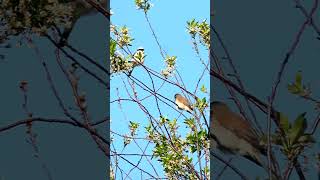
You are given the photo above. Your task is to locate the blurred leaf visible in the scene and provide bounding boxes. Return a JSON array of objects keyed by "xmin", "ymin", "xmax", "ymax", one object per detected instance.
[
  {"xmin": 190, "ymin": 146, "xmax": 197, "ymax": 153},
  {"xmin": 184, "ymin": 118, "xmax": 195, "ymax": 128},
  {"xmin": 288, "ymin": 71, "xmax": 305, "ymax": 95},
  {"xmin": 298, "ymin": 134, "xmax": 315, "ymax": 144},
  {"xmin": 279, "ymin": 112, "xmax": 290, "ymax": 133},
  {"xmin": 110, "ymin": 39, "xmax": 117, "ymax": 57},
  {"xmin": 294, "ymin": 112, "xmax": 307, "ymax": 132},
  {"xmin": 295, "ymin": 71, "xmax": 302, "ymax": 87},
  {"xmin": 200, "ymin": 85, "xmax": 207, "ymax": 93},
  {"xmin": 168, "ymin": 118, "xmax": 177, "ymax": 129},
  {"xmin": 272, "ymin": 134, "xmax": 283, "ymax": 146},
  {"xmin": 288, "ymin": 112, "xmax": 307, "ymax": 144},
  {"xmin": 287, "ymin": 84, "xmax": 301, "ymax": 94}
]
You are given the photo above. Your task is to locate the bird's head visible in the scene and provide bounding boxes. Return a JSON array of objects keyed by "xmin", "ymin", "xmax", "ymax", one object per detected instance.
[
  {"xmin": 211, "ymin": 101, "xmax": 231, "ymax": 114},
  {"xmin": 137, "ymin": 47, "xmax": 144, "ymax": 51},
  {"xmin": 174, "ymin": 93, "xmax": 180, "ymax": 99}
]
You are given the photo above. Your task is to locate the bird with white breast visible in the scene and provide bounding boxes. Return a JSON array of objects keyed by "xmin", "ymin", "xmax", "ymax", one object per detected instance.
[{"xmin": 210, "ymin": 101, "xmax": 266, "ymax": 167}]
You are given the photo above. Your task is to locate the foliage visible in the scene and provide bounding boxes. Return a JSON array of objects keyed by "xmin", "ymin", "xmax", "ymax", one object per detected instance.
[
  {"xmin": 276, "ymin": 113, "xmax": 314, "ymax": 160},
  {"xmin": 110, "ymin": 25, "xmax": 134, "ymax": 48},
  {"xmin": 187, "ymin": 19, "xmax": 210, "ymax": 48},
  {"xmin": 110, "ymin": 26, "xmax": 135, "ymax": 74},
  {"xmin": 287, "ymin": 71, "xmax": 312, "ymax": 98},
  {"xmin": 194, "ymin": 97, "xmax": 208, "ymax": 113},
  {"xmin": 145, "ymin": 116, "xmax": 208, "ymax": 179},
  {"xmin": 135, "ymin": 0, "xmax": 153, "ymax": 13},
  {"xmin": 161, "ymin": 55, "xmax": 177, "ymax": 78},
  {"xmin": 0, "ymin": 0, "xmax": 73, "ymax": 39},
  {"xmin": 200, "ymin": 85, "xmax": 207, "ymax": 94},
  {"xmin": 124, "ymin": 121, "xmax": 140, "ymax": 147},
  {"xmin": 262, "ymin": 112, "xmax": 315, "ymax": 161}
]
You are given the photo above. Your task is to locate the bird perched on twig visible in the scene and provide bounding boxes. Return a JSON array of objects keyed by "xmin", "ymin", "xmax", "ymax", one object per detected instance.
[
  {"xmin": 210, "ymin": 101, "xmax": 266, "ymax": 167},
  {"xmin": 174, "ymin": 93, "xmax": 193, "ymax": 114},
  {"xmin": 128, "ymin": 47, "xmax": 145, "ymax": 76}
]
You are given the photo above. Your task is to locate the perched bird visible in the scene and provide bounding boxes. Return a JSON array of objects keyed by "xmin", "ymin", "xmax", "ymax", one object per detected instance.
[
  {"xmin": 174, "ymin": 93, "xmax": 193, "ymax": 114},
  {"xmin": 128, "ymin": 47, "xmax": 145, "ymax": 76},
  {"xmin": 210, "ymin": 101, "xmax": 266, "ymax": 166},
  {"xmin": 132, "ymin": 47, "xmax": 145, "ymax": 66},
  {"xmin": 59, "ymin": 0, "xmax": 108, "ymax": 46}
]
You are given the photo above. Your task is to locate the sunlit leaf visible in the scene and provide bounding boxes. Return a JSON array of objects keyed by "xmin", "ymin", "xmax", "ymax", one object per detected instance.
[
  {"xmin": 110, "ymin": 39, "xmax": 117, "ymax": 57},
  {"xmin": 200, "ymin": 85, "xmax": 207, "ymax": 93}
]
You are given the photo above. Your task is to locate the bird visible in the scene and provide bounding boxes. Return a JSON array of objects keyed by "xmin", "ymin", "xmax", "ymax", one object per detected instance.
[
  {"xmin": 128, "ymin": 47, "xmax": 145, "ymax": 76},
  {"xmin": 132, "ymin": 47, "xmax": 145, "ymax": 65},
  {"xmin": 174, "ymin": 93, "xmax": 193, "ymax": 114},
  {"xmin": 58, "ymin": 0, "xmax": 108, "ymax": 46},
  {"xmin": 210, "ymin": 101, "xmax": 266, "ymax": 167}
]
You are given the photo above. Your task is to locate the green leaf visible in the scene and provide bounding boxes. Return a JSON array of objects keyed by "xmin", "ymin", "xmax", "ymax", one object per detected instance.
[
  {"xmin": 110, "ymin": 39, "xmax": 117, "ymax": 57},
  {"xmin": 288, "ymin": 71, "xmax": 304, "ymax": 95},
  {"xmin": 202, "ymin": 97, "xmax": 207, "ymax": 104},
  {"xmin": 287, "ymin": 84, "xmax": 301, "ymax": 94},
  {"xmin": 129, "ymin": 121, "xmax": 139, "ymax": 128},
  {"xmin": 200, "ymin": 85, "xmax": 207, "ymax": 93},
  {"xmin": 298, "ymin": 134, "xmax": 315, "ymax": 144},
  {"xmin": 295, "ymin": 71, "xmax": 302, "ymax": 87},
  {"xmin": 279, "ymin": 112, "xmax": 290, "ymax": 133},
  {"xmin": 288, "ymin": 112, "xmax": 307, "ymax": 144},
  {"xmin": 184, "ymin": 118, "xmax": 195, "ymax": 128},
  {"xmin": 190, "ymin": 146, "xmax": 197, "ymax": 153},
  {"xmin": 295, "ymin": 112, "xmax": 307, "ymax": 132}
]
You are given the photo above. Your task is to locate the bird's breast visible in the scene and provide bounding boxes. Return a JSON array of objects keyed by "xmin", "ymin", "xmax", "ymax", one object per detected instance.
[
  {"xmin": 212, "ymin": 120, "xmax": 258, "ymax": 157},
  {"xmin": 176, "ymin": 100, "xmax": 187, "ymax": 108}
]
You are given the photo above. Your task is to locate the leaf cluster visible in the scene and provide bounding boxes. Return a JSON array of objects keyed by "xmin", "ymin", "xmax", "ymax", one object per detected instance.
[
  {"xmin": 187, "ymin": 19, "xmax": 210, "ymax": 48},
  {"xmin": 263, "ymin": 113, "xmax": 315, "ymax": 161},
  {"xmin": 161, "ymin": 55, "xmax": 177, "ymax": 78},
  {"xmin": 0, "ymin": 0, "xmax": 73, "ymax": 39},
  {"xmin": 287, "ymin": 71, "xmax": 311, "ymax": 98}
]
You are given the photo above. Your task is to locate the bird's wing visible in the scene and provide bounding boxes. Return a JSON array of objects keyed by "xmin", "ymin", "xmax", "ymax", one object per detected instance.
[
  {"xmin": 222, "ymin": 112, "xmax": 262, "ymax": 150},
  {"xmin": 180, "ymin": 98, "xmax": 193, "ymax": 110}
]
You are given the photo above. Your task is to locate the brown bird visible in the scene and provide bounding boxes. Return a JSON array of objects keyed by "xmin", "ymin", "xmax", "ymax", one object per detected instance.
[
  {"xmin": 174, "ymin": 93, "xmax": 193, "ymax": 114},
  {"xmin": 210, "ymin": 101, "xmax": 266, "ymax": 166}
]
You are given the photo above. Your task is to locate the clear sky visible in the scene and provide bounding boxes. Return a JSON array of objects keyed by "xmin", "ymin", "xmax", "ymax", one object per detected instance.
[{"xmin": 110, "ymin": 0, "xmax": 209, "ymax": 178}]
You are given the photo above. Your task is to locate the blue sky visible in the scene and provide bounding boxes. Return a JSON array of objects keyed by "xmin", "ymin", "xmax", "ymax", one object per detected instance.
[{"xmin": 110, "ymin": 0, "xmax": 209, "ymax": 178}]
